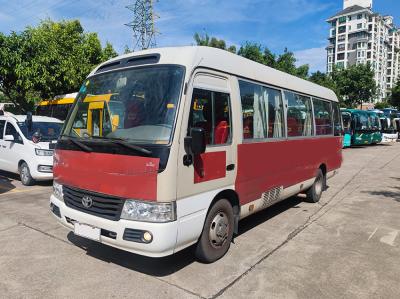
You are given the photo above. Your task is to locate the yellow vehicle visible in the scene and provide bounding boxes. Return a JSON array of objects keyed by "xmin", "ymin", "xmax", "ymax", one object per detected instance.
[
  {"xmin": 36, "ymin": 93, "xmax": 77, "ymax": 121},
  {"xmin": 71, "ymin": 94, "xmax": 125, "ymax": 137}
]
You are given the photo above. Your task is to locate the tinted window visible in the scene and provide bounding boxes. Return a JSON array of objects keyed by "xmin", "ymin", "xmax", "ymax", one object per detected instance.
[
  {"xmin": 313, "ymin": 99, "xmax": 333, "ymax": 136},
  {"xmin": 0, "ymin": 120, "xmax": 5, "ymax": 139},
  {"xmin": 239, "ymin": 80, "xmax": 284, "ymax": 139},
  {"xmin": 5, "ymin": 123, "xmax": 23, "ymax": 143},
  {"xmin": 189, "ymin": 88, "xmax": 231, "ymax": 145},
  {"xmin": 285, "ymin": 92, "xmax": 313, "ymax": 137}
]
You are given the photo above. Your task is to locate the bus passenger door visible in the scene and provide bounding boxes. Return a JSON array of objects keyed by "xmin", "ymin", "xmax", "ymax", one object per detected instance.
[{"xmin": 177, "ymin": 73, "xmax": 237, "ymax": 201}]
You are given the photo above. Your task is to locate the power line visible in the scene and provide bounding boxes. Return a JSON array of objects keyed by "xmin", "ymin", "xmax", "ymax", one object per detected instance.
[{"xmin": 125, "ymin": 0, "xmax": 159, "ymax": 51}]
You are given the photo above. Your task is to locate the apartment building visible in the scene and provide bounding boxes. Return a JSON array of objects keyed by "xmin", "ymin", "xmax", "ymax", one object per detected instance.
[{"xmin": 326, "ymin": 0, "xmax": 400, "ymax": 102}]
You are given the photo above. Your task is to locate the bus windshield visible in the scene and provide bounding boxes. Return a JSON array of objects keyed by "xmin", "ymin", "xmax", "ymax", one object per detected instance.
[
  {"xmin": 36, "ymin": 104, "xmax": 73, "ymax": 121},
  {"xmin": 63, "ymin": 65, "xmax": 185, "ymax": 145},
  {"xmin": 355, "ymin": 113, "xmax": 370, "ymax": 131}
]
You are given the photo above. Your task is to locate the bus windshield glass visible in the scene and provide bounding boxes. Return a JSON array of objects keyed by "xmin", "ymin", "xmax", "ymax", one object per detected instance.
[
  {"xmin": 355, "ymin": 113, "xmax": 370, "ymax": 131},
  {"xmin": 63, "ymin": 65, "xmax": 185, "ymax": 145}
]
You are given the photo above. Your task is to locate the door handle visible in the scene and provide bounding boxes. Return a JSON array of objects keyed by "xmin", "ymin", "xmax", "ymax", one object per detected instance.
[{"xmin": 226, "ymin": 164, "xmax": 235, "ymax": 171}]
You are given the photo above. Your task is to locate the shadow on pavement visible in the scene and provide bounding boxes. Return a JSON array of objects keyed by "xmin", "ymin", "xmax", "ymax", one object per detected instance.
[
  {"xmin": 362, "ymin": 188, "xmax": 400, "ymax": 202},
  {"xmin": 0, "ymin": 170, "xmax": 52, "ymax": 187},
  {"xmin": 0, "ymin": 176, "xmax": 16, "ymax": 194},
  {"xmin": 67, "ymin": 195, "xmax": 304, "ymax": 276}
]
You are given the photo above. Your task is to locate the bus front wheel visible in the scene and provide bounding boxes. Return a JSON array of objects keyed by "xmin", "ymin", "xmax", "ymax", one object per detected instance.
[
  {"xmin": 306, "ymin": 169, "xmax": 324, "ymax": 203},
  {"xmin": 195, "ymin": 199, "xmax": 234, "ymax": 263}
]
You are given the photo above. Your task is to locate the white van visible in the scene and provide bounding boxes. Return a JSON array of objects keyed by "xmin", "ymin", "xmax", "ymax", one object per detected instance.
[{"xmin": 0, "ymin": 113, "xmax": 63, "ymax": 185}]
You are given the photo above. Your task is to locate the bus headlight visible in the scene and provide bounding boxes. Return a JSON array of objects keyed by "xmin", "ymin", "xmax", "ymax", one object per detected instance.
[
  {"xmin": 53, "ymin": 181, "xmax": 64, "ymax": 201},
  {"xmin": 35, "ymin": 149, "xmax": 54, "ymax": 156},
  {"xmin": 121, "ymin": 200, "xmax": 176, "ymax": 223}
]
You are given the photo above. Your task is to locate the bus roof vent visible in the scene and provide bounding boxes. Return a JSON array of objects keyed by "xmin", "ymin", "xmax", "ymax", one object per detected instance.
[
  {"xmin": 96, "ymin": 61, "xmax": 122, "ymax": 73},
  {"xmin": 95, "ymin": 54, "xmax": 160, "ymax": 74}
]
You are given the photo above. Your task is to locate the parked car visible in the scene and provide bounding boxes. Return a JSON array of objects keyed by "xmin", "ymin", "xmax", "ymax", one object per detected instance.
[{"xmin": 0, "ymin": 113, "xmax": 63, "ymax": 185}]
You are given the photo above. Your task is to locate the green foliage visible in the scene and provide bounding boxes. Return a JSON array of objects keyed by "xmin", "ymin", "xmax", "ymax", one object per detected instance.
[
  {"xmin": 237, "ymin": 42, "xmax": 265, "ymax": 64},
  {"xmin": 193, "ymin": 32, "xmax": 236, "ymax": 53},
  {"xmin": 390, "ymin": 79, "xmax": 400, "ymax": 109},
  {"xmin": 332, "ymin": 63, "xmax": 377, "ymax": 108},
  {"xmin": 374, "ymin": 101, "xmax": 391, "ymax": 109},
  {"xmin": 0, "ymin": 19, "xmax": 118, "ymax": 113},
  {"xmin": 238, "ymin": 43, "xmax": 309, "ymax": 79}
]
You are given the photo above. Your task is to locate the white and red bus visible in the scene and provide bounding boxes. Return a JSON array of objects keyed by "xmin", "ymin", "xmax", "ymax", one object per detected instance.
[{"xmin": 50, "ymin": 47, "xmax": 342, "ymax": 263}]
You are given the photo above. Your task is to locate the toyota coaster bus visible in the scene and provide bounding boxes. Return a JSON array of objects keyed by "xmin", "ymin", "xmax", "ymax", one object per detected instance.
[{"xmin": 50, "ymin": 47, "xmax": 343, "ymax": 263}]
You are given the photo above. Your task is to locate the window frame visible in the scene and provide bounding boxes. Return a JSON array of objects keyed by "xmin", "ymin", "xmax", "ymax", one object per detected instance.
[
  {"xmin": 188, "ymin": 87, "xmax": 233, "ymax": 148},
  {"xmin": 284, "ymin": 91, "xmax": 315, "ymax": 139},
  {"xmin": 238, "ymin": 78, "xmax": 286, "ymax": 143},
  {"xmin": 5, "ymin": 121, "xmax": 24, "ymax": 144},
  {"xmin": 312, "ymin": 97, "xmax": 335, "ymax": 137},
  {"xmin": 0, "ymin": 120, "xmax": 5, "ymax": 140}
]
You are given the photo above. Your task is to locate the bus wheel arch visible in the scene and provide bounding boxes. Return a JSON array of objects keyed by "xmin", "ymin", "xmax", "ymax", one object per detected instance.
[
  {"xmin": 305, "ymin": 165, "xmax": 326, "ymax": 203},
  {"xmin": 195, "ymin": 189, "xmax": 239, "ymax": 263}
]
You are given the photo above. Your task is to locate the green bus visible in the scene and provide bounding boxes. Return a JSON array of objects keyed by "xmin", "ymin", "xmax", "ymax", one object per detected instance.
[
  {"xmin": 366, "ymin": 110, "xmax": 382, "ymax": 144},
  {"xmin": 342, "ymin": 109, "xmax": 372, "ymax": 146},
  {"xmin": 341, "ymin": 110, "xmax": 352, "ymax": 148}
]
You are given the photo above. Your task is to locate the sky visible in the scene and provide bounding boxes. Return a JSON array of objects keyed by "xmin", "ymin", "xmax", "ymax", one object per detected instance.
[{"xmin": 0, "ymin": 0, "xmax": 399, "ymax": 73}]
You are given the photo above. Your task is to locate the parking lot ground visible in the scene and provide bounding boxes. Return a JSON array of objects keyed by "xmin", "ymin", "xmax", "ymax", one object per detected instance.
[{"xmin": 0, "ymin": 143, "xmax": 400, "ymax": 298}]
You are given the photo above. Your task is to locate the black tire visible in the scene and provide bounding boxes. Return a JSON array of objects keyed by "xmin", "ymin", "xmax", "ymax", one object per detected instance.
[
  {"xmin": 19, "ymin": 162, "xmax": 35, "ymax": 186},
  {"xmin": 195, "ymin": 199, "xmax": 234, "ymax": 263},
  {"xmin": 305, "ymin": 169, "xmax": 324, "ymax": 203}
]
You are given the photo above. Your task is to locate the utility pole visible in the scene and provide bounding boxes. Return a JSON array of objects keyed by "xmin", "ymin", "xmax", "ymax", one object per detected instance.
[{"xmin": 125, "ymin": 0, "xmax": 159, "ymax": 51}]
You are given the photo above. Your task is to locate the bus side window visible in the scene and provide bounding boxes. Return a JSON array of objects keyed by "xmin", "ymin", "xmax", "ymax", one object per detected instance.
[
  {"xmin": 284, "ymin": 91, "xmax": 313, "ymax": 137},
  {"xmin": 313, "ymin": 98, "xmax": 333, "ymax": 136},
  {"xmin": 189, "ymin": 88, "xmax": 231, "ymax": 145}
]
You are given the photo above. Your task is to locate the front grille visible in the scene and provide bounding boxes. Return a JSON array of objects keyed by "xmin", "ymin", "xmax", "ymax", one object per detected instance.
[{"xmin": 63, "ymin": 185, "xmax": 124, "ymax": 221}]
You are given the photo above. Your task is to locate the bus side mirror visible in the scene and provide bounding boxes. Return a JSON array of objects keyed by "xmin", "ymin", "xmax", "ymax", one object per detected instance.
[
  {"xmin": 190, "ymin": 127, "xmax": 206, "ymax": 155},
  {"xmin": 183, "ymin": 127, "xmax": 206, "ymax": 166}
]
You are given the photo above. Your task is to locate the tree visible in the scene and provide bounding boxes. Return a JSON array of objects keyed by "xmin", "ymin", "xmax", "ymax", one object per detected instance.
[
  {"xmin": 333, "ymin": 63, "xmax": 377, "ymax": 108},
  {"xmin": 101, "ymin": 42, "xmax": 118, "ymax": 61},
  {"xmin": 0, "ymin": 19, "xmax": 118, "ymax": 112},
  {"xmin": 390, "ymin": 79, "xmax": 400, "ymax": 109},
  {"xmin": 309, "ymin": 70, "xmax": 340, "ymax": 100},
  {"xmin": 374, "ymin": 101, "xmax": 391, "ymax": 109},
  {"xmin": 237, "ymin": 42, "xmax": 265, "ymax": 64},
  {"xmin": 193, "ymin": 32, "xmax": 236, "ymax": 53}
]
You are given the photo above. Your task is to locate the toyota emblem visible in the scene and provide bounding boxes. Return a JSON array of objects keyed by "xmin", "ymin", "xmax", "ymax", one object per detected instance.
[{"xmin": 82, "ymin": 195, "xmax": 93, "ymax": 208}]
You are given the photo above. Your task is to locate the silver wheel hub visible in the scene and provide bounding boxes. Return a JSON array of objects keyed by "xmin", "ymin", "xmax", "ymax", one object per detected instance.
[
  {"xmin": 209, "ymin": 212, "xmax": 229, "ymax": 248},
  {"xmin": 21, "ymin": 166, "xmax": 28, "ymax": 183},
  {"xmin": 315, "ymin": 175, "xmax": 323, "ymax": 196}
]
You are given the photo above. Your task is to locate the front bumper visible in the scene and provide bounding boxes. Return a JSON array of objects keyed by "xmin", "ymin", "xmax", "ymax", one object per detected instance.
[
  {"xmin": 50, "ymin": 195, "xmax": 179, "ymax": 257},
  {"xmin": 29, "ymin": 155, "xmax": 54, "ymax": 181}
]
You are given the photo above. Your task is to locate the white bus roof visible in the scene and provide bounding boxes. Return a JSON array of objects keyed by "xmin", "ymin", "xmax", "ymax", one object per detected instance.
[{"xmin": 91, "ymin": 46, "xmax": 338, "ymax": 103}]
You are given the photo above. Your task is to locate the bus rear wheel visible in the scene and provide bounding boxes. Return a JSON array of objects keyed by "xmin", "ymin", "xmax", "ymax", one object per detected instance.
[
  {"xmin": 306, "ymin": 169, "xmax": 324, "ymax": 203},
  {"xmin": 195, "ymin": 199, "xmax": 234, "ymax": 263}
]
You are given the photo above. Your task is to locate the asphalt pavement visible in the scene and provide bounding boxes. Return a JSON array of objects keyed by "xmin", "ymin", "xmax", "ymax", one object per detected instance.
[{"xmin": 0, "ymin": 143, "xmax": 400, "ymax": 299}]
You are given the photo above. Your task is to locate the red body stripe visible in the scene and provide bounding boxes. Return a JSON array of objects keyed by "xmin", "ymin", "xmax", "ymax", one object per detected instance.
[
  {"xmin": 235, "ymin": 137, "xmax": 342, "ymax": 205},
  {"xmin": 194, "ymin": 151, "xmax": 226, "ymax": 183},
  {"xmin": 53, "ymin": 150, "xmax": 159, "ymax": 201}
]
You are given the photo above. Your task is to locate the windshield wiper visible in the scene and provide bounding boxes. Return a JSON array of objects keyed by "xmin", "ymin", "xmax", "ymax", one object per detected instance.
[
  {"xmin": 107, "ymin": 138, "xmax": 152, "ymax": 156},
  {"xmin": 61, "ymin": 135, "xmax": 92, "ymax": 152}
]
